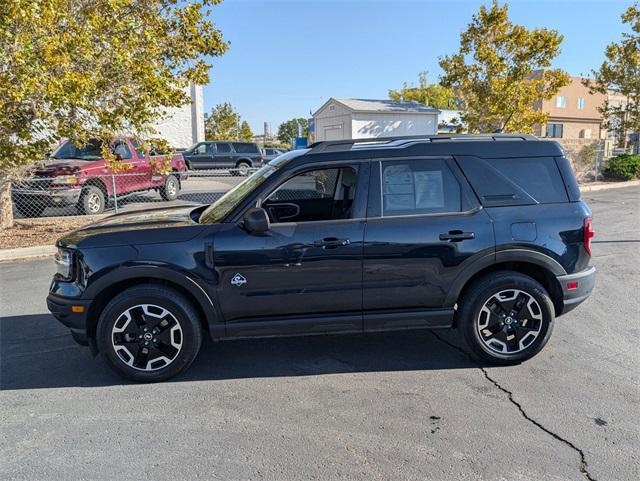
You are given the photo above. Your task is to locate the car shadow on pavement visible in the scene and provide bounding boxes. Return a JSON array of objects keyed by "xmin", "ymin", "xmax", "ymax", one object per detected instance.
[{"xmin": 1, "ymin": 314, "xmax": 478, "ymax": 390}]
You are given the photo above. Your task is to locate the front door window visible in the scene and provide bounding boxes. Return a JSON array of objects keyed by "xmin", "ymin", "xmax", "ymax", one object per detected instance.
[{"xmin": 263, "ymin": 167, "xmax": 357, "ymax": 223}]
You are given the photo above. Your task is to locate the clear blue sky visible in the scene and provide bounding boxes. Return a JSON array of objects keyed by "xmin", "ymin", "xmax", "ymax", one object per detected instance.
[{"xmin": 203, "ymin": 0, "xmax": 628, "ymax": 134}]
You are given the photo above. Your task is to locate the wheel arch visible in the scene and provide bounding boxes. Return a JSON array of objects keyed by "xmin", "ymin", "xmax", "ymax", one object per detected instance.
[
  {"xmin": 446, "ymin": 250, "xmax": 565, "ymax": 319},
  {"xmin": 82, "ymin": 177, "xmax": 109, "ymax": 197},
  {"xmin": 84, "ymin": 268, "xmax": 219, "ymax": 347}
]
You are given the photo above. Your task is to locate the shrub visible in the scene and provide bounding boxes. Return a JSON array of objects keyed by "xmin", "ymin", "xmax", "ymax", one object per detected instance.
[{"xmin": 603, "ymin": 154, "xmax": 640, "ymax": 181}]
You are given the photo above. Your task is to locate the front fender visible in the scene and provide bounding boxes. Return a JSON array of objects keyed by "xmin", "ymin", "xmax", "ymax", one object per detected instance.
[{"xmin": 83, "ymin": 264, "xmax": 220, "ymax": 329}]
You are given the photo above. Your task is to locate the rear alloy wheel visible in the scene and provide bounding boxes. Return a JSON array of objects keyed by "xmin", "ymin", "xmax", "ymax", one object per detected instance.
[
  {"xmin": 97, "ymin": 286, "xmax": 203, "ymax": 382},
  {"xmin": 457, "ymin": 272, "xmax": 555, "ymax": 364},
  {"xmin": 236, "ymin": 161, "xmax": 251, "ymax": 176},
  {"xmin": 79, "ymin": 185, "xmax": 105, "ymax": 215},
  {"xmin": 159, "ymin": 174, "xmax": 180, "ymax": 201}
]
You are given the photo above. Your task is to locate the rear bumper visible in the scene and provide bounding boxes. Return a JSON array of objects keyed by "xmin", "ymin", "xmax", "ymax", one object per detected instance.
[
  {"xmin": 557, "ymin": 266, "xmax": 596, "ymax": 315},
  {"xmin": 13, "ymin": 187, "xmax": 82, "ymax": 206},
  {"xmin": 46, "ymin": 293, "xmax": 92, "ymax": 345}
]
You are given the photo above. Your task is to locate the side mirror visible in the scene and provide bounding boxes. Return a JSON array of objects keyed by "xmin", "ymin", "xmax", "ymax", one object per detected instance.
[
  {"xmin": 114, "ymin": 153, "xmax": 124, "ymax": 161},
  {"xmin": 243, "ymin": 207, "xmax": 270, "ymax": 235}
]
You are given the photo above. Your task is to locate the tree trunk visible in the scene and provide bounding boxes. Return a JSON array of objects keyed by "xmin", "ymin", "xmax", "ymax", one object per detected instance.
[{"xmin": 0, "ymin": 180, "xmax": 14, "ymax": 229}]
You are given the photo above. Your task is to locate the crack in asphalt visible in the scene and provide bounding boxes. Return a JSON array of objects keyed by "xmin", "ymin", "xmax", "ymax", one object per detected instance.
[{"xmin": 429, "ymin": 331, "xmax": 597, "ymax": 481}]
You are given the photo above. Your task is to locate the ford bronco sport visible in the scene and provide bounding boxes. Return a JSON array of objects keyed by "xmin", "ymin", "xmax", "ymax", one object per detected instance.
[{"xmin": 47, "ymin": 134, "xmax": 596, "ymax": 382}]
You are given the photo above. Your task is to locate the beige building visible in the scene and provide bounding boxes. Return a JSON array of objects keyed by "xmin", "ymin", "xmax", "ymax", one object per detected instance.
[{"xmin": 533, "ymin": 74, "xmax": 606, "ymax": 140}]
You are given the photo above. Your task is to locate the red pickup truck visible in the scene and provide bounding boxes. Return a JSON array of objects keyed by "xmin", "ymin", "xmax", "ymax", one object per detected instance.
[{"xmin": 12, "ymin": 136, "xmax": 188, "ymax": 216}]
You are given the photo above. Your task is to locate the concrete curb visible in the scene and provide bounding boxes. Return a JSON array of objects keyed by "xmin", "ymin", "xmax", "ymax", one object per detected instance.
[
  {"xmin": 580, "ymin": 179, "xmax": 640, "ymax": 192},
  {"xmin": 0, "ymin": 180, "xmax": 637, "ymax": 263},
  {"xmin": 0, "ymin": 245, "xmax": 56, "ymax": 263}
]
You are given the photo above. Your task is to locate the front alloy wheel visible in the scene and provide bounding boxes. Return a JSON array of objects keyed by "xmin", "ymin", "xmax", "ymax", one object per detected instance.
[
  {"xmin": 111, "ymin": 304, "xmax": 183, "ymax": 371},
  {"xmin": 98, "ymin": 285, "xmax": 203, "ymax": 382}
]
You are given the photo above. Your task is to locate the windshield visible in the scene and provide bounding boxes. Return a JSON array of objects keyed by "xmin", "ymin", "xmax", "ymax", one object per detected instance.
[
  {"xmin": 199, "ymin": 150, "xmax": 305, "ymax": 224},
  {"xmin": 52, "ymin": 139, "xmax": 104, "ymax": 160},
  {"xmin": 199, "ymin": 163, "xmax": 278, "ymax": 224}
]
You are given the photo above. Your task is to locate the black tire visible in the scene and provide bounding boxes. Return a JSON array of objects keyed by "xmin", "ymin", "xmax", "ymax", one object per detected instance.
[
  {"xmin": 456, "ymin": 271, "xmax": 555, "ymax": 365},
  {"xmin": 159, "ymin": 174, "xmax": 180, "ymax": 201},
  {"xmin": 14, "ymin": 201, "xmax": 46, "ymax": 218},
  {"xmin": 97, "ymin": 285, "xmax": 203, "ymax": 382},
  {"xmin": 78, "ymin": 185, "xmax": 105, "ymax": 215},
  {"xmin": 235, "ymin": 161, "xmax": 251, "ymax": 176}
]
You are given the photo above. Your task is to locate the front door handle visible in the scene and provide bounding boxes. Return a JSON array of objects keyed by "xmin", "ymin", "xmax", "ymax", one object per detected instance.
[
  {"xmin": 439, "ymin": 230, "xmax": 475, "ymax": 242},
  {"xmin": 313, "ymin": 237, "xmax": 351, "ymax": 248}
]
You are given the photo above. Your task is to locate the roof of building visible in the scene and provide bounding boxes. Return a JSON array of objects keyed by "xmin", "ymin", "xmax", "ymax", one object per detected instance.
[{"xmin": 314, "ymin": 98, "xmax": 440, "ymax": 116}]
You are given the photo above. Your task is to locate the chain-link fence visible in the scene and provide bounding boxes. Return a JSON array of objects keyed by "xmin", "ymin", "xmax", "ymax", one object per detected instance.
[{"xmin": 10, "ymin": 169, "xmax": 253, "ymax": 219}]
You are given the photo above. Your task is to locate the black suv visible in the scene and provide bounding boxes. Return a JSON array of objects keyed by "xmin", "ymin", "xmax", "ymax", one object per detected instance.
[
  {"xmin": 47, "ymin": 134, "xmax": 596, "ymax": 382},
  {"xmin": 182, "ymin": 141, "xmax": 264, "ymax": 174}
]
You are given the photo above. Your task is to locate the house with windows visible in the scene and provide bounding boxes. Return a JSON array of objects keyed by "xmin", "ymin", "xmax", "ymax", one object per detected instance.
[{"xmin": 532, "ymin": 73, "xmax": 606, "ymax": 141}]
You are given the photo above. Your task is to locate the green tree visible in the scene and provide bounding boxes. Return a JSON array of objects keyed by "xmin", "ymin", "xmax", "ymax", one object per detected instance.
[
  {"xmin": 277, "ymin": 118, "xmax": 308, "ymax": 144},
  {"xmin": 0, "ymin": 0, "xmax": 227, "ymax": 228},
  {"xmin": 205, "ymin": 103, "xmax": 241, "ymax": 140},
  {"xmin": 585, "ymin": 2, "xmax": 640, "ymax": 150},
  {"xmin": 439, "ymin": 0, "xmax": 569, "ymax": 133},
  {"xmin": 389, "ymin": 71, "xmax": 456, "ymax": 109},
  {"xmin": 239, "ymin": 121, "xmax": 254, "ymax": 142}
]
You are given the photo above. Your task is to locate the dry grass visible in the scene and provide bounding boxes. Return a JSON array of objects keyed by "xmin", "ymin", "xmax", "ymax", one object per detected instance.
[{"xmin": 0, "ymin": 216, "xmax": 103, "ymax": 249}]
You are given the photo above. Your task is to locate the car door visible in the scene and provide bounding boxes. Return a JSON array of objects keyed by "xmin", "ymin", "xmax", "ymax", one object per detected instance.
[
  {"xmin": 111, "ymin": 140, "xmax": 142, "ymax": 194},
  {"xmin": 214, "ymin": 142, "xmax": 234, "ymax": 169},
  {"xmin": 362, "ymin": 157, "xmax": 495, "ymax": 331},
  {"xmin": 211, "ymin": 162, "xmax": 369, "ymax": 336},
  {"xmin": 188, "ymin": 143, "xmax": 215, "ymax": 169}
]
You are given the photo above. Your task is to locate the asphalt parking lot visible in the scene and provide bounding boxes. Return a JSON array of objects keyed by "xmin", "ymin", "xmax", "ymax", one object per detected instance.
[{"xmin": 1, "ymin": 186, "xmax": 638, "ymax": 481}]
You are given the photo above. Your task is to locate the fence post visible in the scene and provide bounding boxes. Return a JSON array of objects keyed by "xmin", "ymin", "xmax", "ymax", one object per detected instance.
[{"xmin": 111, "ymin": 174, "xmax": 118, "ymax": 213}]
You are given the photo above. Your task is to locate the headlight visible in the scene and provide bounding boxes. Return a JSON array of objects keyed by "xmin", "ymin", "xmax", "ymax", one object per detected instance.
[
  {"xmin": 51, "ymin": 175, "xmax": 78, "ymax": 185},
  {"xmin": 54, "ymin": 248, "xmax": 74, "ymax": 280}
]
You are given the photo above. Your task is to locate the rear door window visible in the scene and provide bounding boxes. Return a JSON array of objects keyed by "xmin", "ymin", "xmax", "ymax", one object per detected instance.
[
  {"xmin": 380, "ymin": 158, "xmax": 466, "ymax": 216},
  {"xmin": 231, "ymin": 142, "xmax": 258, "ymax": 154},
  {"xmin": 216, "ymin": 143, "xmax": 232, "ymax": 153}
]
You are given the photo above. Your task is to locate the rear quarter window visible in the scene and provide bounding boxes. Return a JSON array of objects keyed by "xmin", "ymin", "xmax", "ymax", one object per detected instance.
[
  {"xmin": 456, "ymin": 156, "xmax": 568, "ymax": 206},
  {"xmin": 232, "ymin": 143, "xmax": 259, "ymax": 154}
]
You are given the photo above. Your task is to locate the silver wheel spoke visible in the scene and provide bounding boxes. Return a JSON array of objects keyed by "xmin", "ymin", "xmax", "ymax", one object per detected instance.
[
  {"xmin": 111, "ymin": 303, "xmax": 183, "ymax": 372},
  {"xmin": 476, "ymin": 289, "xmax": 543, "ymax": 355}
]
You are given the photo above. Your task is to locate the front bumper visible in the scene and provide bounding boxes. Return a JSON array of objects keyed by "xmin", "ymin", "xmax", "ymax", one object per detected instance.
[
  {"xmin": 557, "ymin": 266, "xmax": 596, "ymax": 314},
  {"xmin": 13, "ymin": 187, "xmax": 82, "ymax": 206},
  {"xmin": 46, "ymin": 293, "xmax": 92, "ymax": 345}
]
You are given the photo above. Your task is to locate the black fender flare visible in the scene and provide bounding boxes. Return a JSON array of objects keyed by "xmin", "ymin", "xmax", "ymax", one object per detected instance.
[
  {"xmin": 83, "ymin": 265, "xmax": 221, "ymax": 328},
  {"xmin": 443, "ymin": 248, "xmax": 567, "ymax": 306}
]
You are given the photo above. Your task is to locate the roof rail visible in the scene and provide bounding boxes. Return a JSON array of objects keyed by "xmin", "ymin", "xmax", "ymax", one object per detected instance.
[{"xmin": 307, "ymin": 133, "xmax": 539, "ymax": 154}]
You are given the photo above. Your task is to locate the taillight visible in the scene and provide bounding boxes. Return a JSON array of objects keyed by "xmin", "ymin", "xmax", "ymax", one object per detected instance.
[{"xmin": 583, "ymin": 218, "xmax": 595, "ymax": 256}]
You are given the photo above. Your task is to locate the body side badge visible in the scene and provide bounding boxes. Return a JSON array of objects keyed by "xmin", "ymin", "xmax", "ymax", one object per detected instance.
[{"xmin": 231, "ymin": 273, "xmax": 247, "ymax": 287}]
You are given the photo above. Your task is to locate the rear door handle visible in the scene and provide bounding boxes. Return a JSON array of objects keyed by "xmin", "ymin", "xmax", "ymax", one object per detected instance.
[
  {"xmin": 439, "ymin": 230, "xmax": 475, "ymax": 242},
  {"xmin": 313, "ymin": 237, "xmax": 351, "ymax": 248}
]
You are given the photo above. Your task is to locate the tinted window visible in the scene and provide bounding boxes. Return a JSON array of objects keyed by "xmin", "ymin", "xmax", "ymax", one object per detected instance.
[
  {"xmin": 269, "ymin": 168, "xmax": 340, "ymax": 201},
  {"xmin": 486, "ymin": 157, "xmax": 568, "ymax": 203},
  {"xmin": 265, "ymin": 149, "xmax": 274, "ymax": 155},
  {"xmin": 232, "ymin": 142, "xmax": 259, "ymax": 154},
  {"xmin": 216, "ymin": 143, "xmax": 232, "ymax": 153},
  {"xmin": 381, "ymin": 159, "xmax": 461, "ymax": 216}
]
